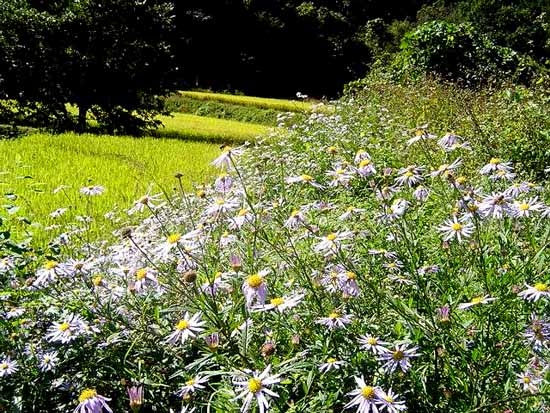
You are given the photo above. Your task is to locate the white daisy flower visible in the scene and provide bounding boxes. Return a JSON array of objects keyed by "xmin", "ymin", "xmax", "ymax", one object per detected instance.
[
  {"xmin": 512, "ymin": 198, "xmax": 544, "ymax": 218},
  {"xmin": 376, "ymin": 388, "xmax": 407, "ymax": 412},
  {"xmin": 480, "ymin": 158, "xmax": 513, "ymax": 175},
  {"xmin": 344, "ymin": 375, "xmax": 383, "ymax": 413},
  {"xmin": 45, "ymin": 314, "xmax": 88, "ymax": 344},
  {"xmin": 233, "ymin": 365, "xmax": 281, "ymax": 413},
  {"xmin": 314, "ymin": 231, "xmax": 354, "ymax": 256},
  {"xmin": 319, "ymin": 357, "xmax": 345, "ymax": 373},
  {"xmin": 128, "ymin": 192, "xmax": 163, "ymax": 215},
  {"xmin": 0, "ymin": 356, "xmax": 18, "ymax": 377},
  {"xmin": 165, "ymin": 312, "xmax": 206, "ymax": 346},
  {"xmin": 457, "ymin": 295, "xmax": 497, "ymax": 310},
  {"xmin": 79, "ymin": 185, "xmax": 105, "ymax": 196},
  {"xmin": 242, "ymin": 270, "xmax": 269, "ymax": 308},
  {"xmin": 39, "ymin": 351, "xmax": 59, "ymax": 372},
  {"xmin": 315, "ymin": 311, "xmax": 353, "ymax": 330},
  {"xmin": 211, "ymin": 145, "xmax": 245, "ymax": 169},
  {"xmin": 438, "ymin": 216, "xmax": 474, "ymax": 242},
  {"xmin": 176, "ymin": 375, "xmax": 209, "ymax": 398},
  {"xmin": 518, "ymin": 283, "xmax": 550, "ymax": 302},
  {"xmin": 285, "ymin": 174, "xmax": 324, "ymax": 189},
  {"xmin": 253, "ymin": 293, "xmax": 304, "ymax": 313},
  {"xmin": 74, "ymin": 389, "xmax": 113, "ymax": 413},
  {"xmin": 516, "ymin": 372, "xmax": 542, "ymax": 393},
  {"xmin": 358, "ymin": 335, "xmax": 390, "ymax": 355},
  {"xmin": 394, "ymin": 165, "xmax": 424, "ymax": 187},
  {"xmin": 378, "ymin": 343, "xmax": 420, "ymax": 373},
  {"xmin": 430, "ymin": 158, "xmax": 462, "ymax": 177},
  {"xmin": 478, "ymin": 192, "xmax": 513, "ymax": 219}
]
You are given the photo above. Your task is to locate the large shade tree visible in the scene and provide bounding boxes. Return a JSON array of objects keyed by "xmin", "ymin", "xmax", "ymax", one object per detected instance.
[{"xmin": 0, "ymin": 0, "xmax": 176, "ymax": 134}]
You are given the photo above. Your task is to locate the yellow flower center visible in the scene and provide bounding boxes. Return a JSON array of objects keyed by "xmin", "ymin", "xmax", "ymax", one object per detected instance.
[
  {"xmin": 456, "ymin": 176, "xmax": 467, "ymax": 184},
  {"xmin": 383, "ymin": 395, "xmax": 394, "ymax": 403},
  {"xmin": 167, "ymin": 233, "xmax": 181, "ymax": 244},
  {"xmin": 326, "ymin": 233, "xmax": 337, "ymax": 241},
  {"xmin": 387, "ymin": 263, "xmax": 397, "ymax": 268},
  {"xmin": 290, "ymin": 209, "xmax": 300, "ymax": 217},
  {"xmin": 534, "ymin": 283, "xmax": 548, "ymax": 292},
  {"xmin": 359, "ymin": 159, "xmax": 371, "ymax": 167},
  {"xmin": 136, "ymin": 268, "xmax": 147, "ymax": 280},
  {"xmin": 404, "ymin": 171, "xmax": 414, "ymax": 177},
  {"xmin": 176, "ymin": 320, "xmax": 190, "ymax": 330},
  {"xmin": 270, "ymin": 297, "xmax": 285, "ymax": 306},
  {"xmin": 196, "ymin": 190, "xmax": 206, "ymax": 198},
  {"xmin": 0, "ymin": 363, "xmax": 8, "ymax": 370},
  {"xmin": 523, "ymin": 376, "xmax": 531, "ymax": 384},
  {"xmin": 59, "ymin": 322, "xmax": 70, "ymax": 332},
  {"xmin": 186, "ymin": 378, "xmax": 196, "ymax": 386},
  {"xmin": 238, "ymin": 209, "xmax": 248, "ymax": 217},
  {"xmin": 78, "ymin": 389, "xmax": 98, "ymax": 403},
  {"xmin": 361, "ymin": 386, "xmax": 375, "ymax": 399},
  {"xmin": 45, "ymin": 260, "xmax": 58, "ymax": 270},
  {"xmin": 326, "ymin": 357, "xmax": 337, "ymax": 363},
  {"xmin": 438, "ymin": 164, "xmax": 449, "ymax": 171},
  {"xmin": 248, "ymin": 378, "xmax": 262, "ymax": 393},
  {"xmin": 336, "ymin": 169, "xmax": 345, "ymax": 174},
  {"xmin": 518, "ymin": 203, "xmax": 530, "ymax": 211},
  {"xmin": 301, "ymin": 174, "xmax": 313, "ymax": 182},
  {"xmin": 346, "ymin": 271, "xmax": 357, "ymax": 280},
  {"xmin": 215, "ymin": 199, "xmax": 225, "ymax": 205},
  {"xmin": 367, "ymin": 337, "xmax": 377, "ymax": 345},
  {"xmin": 328, "ymin": 312, "xmax": 339, "ymax": 319},
  {"xmin": 451, "ymin": 223, "xmax": 463, "ymax": 231},
  {"xmin": 92, "ymin": 276, "xmax": 103, "ymax": 286},
  {"xmin": 247, "ymin": 274, "xmax": 264, "ymax": 288},
  {"xmin": 327, "ymin": 146, "xmax": 337, "ymax": 153},
  {"xmin": 392, "ymin": 350, "xmax": 405, "ymax": 361},
  {"xmin": 489, "ymin": 158, "xmax": 501, "ymax": 165},
  {"xmin": 470, "ymin": 296, "xmax": 483, "ymax": 304}
]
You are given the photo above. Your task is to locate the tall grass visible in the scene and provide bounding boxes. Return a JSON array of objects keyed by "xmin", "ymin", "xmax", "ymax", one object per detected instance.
[
  {"xmin": 0, "ymin": 133, "xmax": 220, "ymax": 242},
  {"xmin": 178, "ymin": 91, "xmax": 322, "ymax": 112},
  {"xmin": 154, "ymin": 113, "xmax": 269, "ymax": 143}
]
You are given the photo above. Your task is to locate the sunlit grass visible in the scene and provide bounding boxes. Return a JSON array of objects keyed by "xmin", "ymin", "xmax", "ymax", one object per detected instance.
[
  {"xmin": 0, "ymin": 133, "xmax": 221, "ymax": 243},
  {"xmin": 177, "ymin": 91, "xmax": 325, "ymax": 113},
  {"xmin": 154, "ymin": 113, "xmax": 269, "ymax": 143}
]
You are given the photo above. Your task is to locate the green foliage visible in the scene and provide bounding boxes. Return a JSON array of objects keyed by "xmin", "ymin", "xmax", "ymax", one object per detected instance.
[
  {"xmin": 176, "ymin": 91, "xmax": 319, "ymax": 113},
  {"xmin": 394, "ymin": 20, "xmax": 540, "ymax": 85},
  {"xmin": 0, "ymin": 132, "xmax": 221, "ymax": 244},
  {"xmin": 2, "ymin": 80, "xmax": 550, "ymax": 412},
  {"xmin": 0, "ymin": 0, "xmax": 176, "ymax": 134},
  {"xmin": 345, "ymin": 76, "xmax": 550, "ymax": 178},
  {"xmin": 164, "ymin": 96, "xmax": 281, "ymax": 126}
]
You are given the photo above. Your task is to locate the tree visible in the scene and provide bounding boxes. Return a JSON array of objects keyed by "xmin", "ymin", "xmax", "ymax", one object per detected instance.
[{"xmin": 0, "ymin": 0, "xmax": 176, "ymax": 134}]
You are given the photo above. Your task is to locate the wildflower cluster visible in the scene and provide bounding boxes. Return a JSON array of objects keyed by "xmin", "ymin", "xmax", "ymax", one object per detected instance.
[{"xmin": 1, "ymin": 105, "xmax": 549, "ymax": 412}]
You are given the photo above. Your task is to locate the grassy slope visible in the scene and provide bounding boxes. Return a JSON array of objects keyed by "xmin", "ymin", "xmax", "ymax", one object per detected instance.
[
  {"xmin": 155, "ymin": 113, "xmax": 269, "ymax": 143},
  {"xmin": 178, "ymin": 91, "xmax": 317, "ymax": 112},
  {"xmin": 0, "ymin": 133, "xmax": 221, "ymax": 241}
]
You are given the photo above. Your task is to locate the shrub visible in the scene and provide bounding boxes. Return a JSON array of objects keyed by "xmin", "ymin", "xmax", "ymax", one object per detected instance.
[
  {"xmin": 1, "ymin": 85, "xmax": 549, "ymax": 412},
  {"xmin": 394, "ymin": 21, "xmax": 540, "ymax": 85}
]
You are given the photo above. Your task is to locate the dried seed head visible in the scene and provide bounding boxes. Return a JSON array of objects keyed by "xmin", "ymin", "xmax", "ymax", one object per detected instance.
[
  {"xmin": 261, "ymin": 341, "xmax": 276, "ymax": 357},
  {"xmin": 121, "ymin": 227, "xmax": 133, "ymax": 239},
  {"xmin": 182, "ymin": 270, "xmax": 197, "ymax": 283}
]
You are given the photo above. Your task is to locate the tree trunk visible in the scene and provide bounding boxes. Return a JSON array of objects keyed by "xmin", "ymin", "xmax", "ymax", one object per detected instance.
[{"xmin": 77, "ymin": 104, "xmax": 89, "ymax": 133}]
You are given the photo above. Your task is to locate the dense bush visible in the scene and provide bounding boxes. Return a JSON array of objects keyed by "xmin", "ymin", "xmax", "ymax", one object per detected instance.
[
  {"xmin": 1, "ymin": 86, "xmax": 550, "ymax": 412},
  {"xmin": 345, "ymin": 76, "xmax": 550, "ymax": 178},
  {"xmin": 393, "ymin": 21, "xmax": 541, "ymax": 85},
  {"xmin": 164, "ymin": 95, "xmax": 281, "ymax": 126}
]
